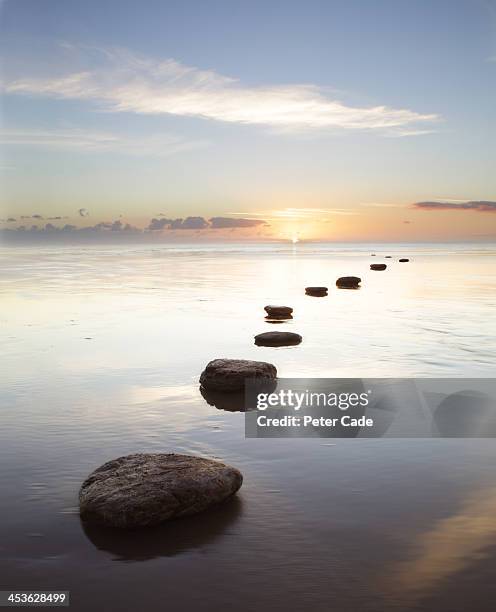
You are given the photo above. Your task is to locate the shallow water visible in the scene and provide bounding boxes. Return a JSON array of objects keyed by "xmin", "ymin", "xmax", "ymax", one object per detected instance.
[{"xmin": 1, "ymin": 242, "xmax": 496, "ymax": 611}]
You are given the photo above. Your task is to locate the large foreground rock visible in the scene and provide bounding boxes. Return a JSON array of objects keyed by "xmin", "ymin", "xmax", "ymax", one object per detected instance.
[
  {"xmin": 336, "ymin": 276, "xmax": 361, "ymax": 289},
  {"xmin": 79, "ymin": 453, "xmax": 243, "ymax": 528},
  {"xmin": 370, "ymin": 264, "xmax": 387, "ymax": 271},
  {"xmin": 264, "ymin": 305, "xmax": 293, "ymax": 318},
  {"xmin": 200, "ymin": 358, "xmax": 277, "ymax": 391},
  {"xmin": 255, "ymin": 331, "xmax": 302, "ymax": 347}
]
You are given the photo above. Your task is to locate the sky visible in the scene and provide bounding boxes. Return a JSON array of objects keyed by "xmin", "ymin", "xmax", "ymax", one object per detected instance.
[{"xmin": 0, "ymin": 0, "xmax": 495, "ymax": 242}]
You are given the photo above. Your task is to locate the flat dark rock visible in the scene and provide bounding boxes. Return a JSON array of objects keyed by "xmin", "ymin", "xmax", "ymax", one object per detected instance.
[
  {"xmin": 370, "ymin": 264, "xmax": 387, "ymax": 271},
  {"xmin": 254, "ymin": 331, "xmax": 302, "ymax": 347},
  {"xmin": 305, "ymin": 286, "xmax": 328, "ymax": 296},
  {"xmin": 79, "ymin": 453, "xmax": 243, "ymax": 528},
  {"xmin": 336, "ymin": 276, "xmax": 361, "ymax": 289},
  {"xmin": 264, "ymin": 305, "xmax": 293, "ymax": 318},
  {"xmin": 200, "ymin": 358, "xmax": 277, "ymax": 392},
  {"xmin": 399, "ymin": 258, "xmax": 410, "ymax": 262},
  {"xmin": 385, "ymin": 255, "xmax": 392, "ymax": 258}
]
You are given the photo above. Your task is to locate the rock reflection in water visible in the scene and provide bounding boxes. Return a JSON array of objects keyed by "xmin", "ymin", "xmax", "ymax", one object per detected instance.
[
  {"xmin": 81, "ymin": 496, "xmax": 243, "ymax": 561},
  {"xmin": 433, "ymin": 390, "xmax": 496, "ymax": 437},
  {"xmin": 201, "ymin": 379, "xmax": 277, "ymax": 412}
]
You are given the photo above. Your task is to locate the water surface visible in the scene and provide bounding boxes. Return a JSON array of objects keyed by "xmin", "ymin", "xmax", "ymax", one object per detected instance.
[{"xmin": 1, "ymin": 242, "xmax": 496, "ymax": 611}]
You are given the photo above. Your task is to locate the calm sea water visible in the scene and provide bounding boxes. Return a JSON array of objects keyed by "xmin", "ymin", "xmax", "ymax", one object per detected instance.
[{"xmin": 1, "ymin": 242, "xmax": 496, "ymax": 611}]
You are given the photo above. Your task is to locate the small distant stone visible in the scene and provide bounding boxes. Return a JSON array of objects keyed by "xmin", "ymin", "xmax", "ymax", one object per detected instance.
[
  {"xmin": 336, "ymin": 276, "xmax": 361, "ymax": 289},
  {"xmin": 254, "ymin": 331, "xmax": 302, "ymax": 347},
  {"xmin": 399, "ymin": 258, "xmax": 410, "ymax": 262},
  {"xmin": 200, "ymin": 358, "xmax": 277, "ymax": 392},
  {"xmin": 79, "ymin": 453, "xmax": 243, "ymax": 528},
  {"xmin": 264, "ymin": 305, "xmax": 293, "ymax": 318},
  {"xmin": 305, "ymin": 286, "xmax": 328, "ymax": 296},
  {"xmin": 371, "ymin": 254, "xmax": 376, "ymax": 256},
  {"xmin": 370, "ymin": 264, "xmax": 387, "ymax": 271},
  {"xmin": 385, "ymin": 256, "xmax": 392, "ymax": 258}
]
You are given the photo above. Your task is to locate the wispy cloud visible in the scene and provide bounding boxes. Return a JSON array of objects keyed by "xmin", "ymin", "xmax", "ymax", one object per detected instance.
[
  {"xmin": 209, "ymin": 217, "xmax": 266, "ymax": 228},
  {"xmin": 0, "ymin": 127, "xmax": 208, "ymax": 155},
  {"xmin": 2, "ymin": 45, "xmax": 439, "ymax": 136},
  {"xmin": 226, "ymin": 207, "xmax": 357, "ymax": 219},
  {"xmin": 413, "ymin": 200, "xmax": 496, "ymax": 212},
  {"xmin": 385, "ymin": 129, "xmax": 437, "ymax": 137},
  {"xmin": 360, "ymin": 202, "xmax": 401, "ymax": 208}
]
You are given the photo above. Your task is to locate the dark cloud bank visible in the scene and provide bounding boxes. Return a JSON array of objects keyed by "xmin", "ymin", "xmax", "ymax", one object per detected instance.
[
  {"xmin": 147, "ymin": 216, "xmax": 265, "ymax": 230},
  {"xmin": 0, "ymin": 216, "xmax": 268, "ymax": 243},
  {"xmin": 413, "ymin": 201, "xmax": 496, "ymax": 212}
]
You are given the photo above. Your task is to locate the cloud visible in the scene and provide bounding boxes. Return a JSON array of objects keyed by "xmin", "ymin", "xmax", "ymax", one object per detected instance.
[
  {"xmin": 3, "ymin": 45, "xmax": 439, "ymax": 135},
  {"xmin": 2, "ymin": 215, "xmax": 263, "ymax": 242},
  {"xmin": 385, "ymin": 129, "xmax": 437, "ymax": 137},
  {"xmin": 278, "ymin": 207, "xmax": 356, "ymax": 217},
  {"xmin": 413, "ymin": 200, "xmax": 496, "ymax": 212},
  {"xmin": 170, "ymin": 217, "xmax": 209, "ymax": 230},
  {"xmin": 147, "ymin": 215, "xmax": 269, "ymax": 230},
  {"xmin": 148, "ymin": 216, "xmax": 227, "ymax": 230},
  {"xmin": 148, "ymin": 218, "xmax": 171, "ymax": 231},
  {"xmin": 0, "ymin": 127, "xmax": 207, "ymax": 155},
  {"xmin": 148, "ymin": 216, "xmax": 209, "ymax": 230},
  {"xmin": 360, "ymin": 202, "xmax": 400, "ymax": 208},
  {"xmin": 79, "ymin": 208, "xmax": 89, "ymax": 217},
  {"xmin": 226, "ymin": 207, "xmax": 356, "ymax": 220},
  {"xmin": 8, "ymin": 220, "xmax": 141, "ymax": 234},
  {"xmin": 209, "ymin": 217, "xmax": 266, "ymax": 228}
]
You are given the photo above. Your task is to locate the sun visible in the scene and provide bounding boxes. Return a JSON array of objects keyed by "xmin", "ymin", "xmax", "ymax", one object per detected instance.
[{"xmin": 291, "ymin": 234, "xmax": 299, "ymax": 244}]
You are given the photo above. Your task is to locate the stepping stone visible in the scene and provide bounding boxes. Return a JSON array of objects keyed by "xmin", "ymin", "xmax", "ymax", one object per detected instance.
[
  {"xmin": 264, "ymin": 305, "xmax": 293, "ymax": 319},
  {"xmin": 79, "ymin": 453, "xmax": 243, "ymax": 528},
  {"xmin": 336, "ymin": 276, "xmax": 361, "ymax": 289},
  {"xmin": 254, "ymin": 331, "xmax": 302, "ymax": 347},
  {"xmin": 305, "ymin": 286, "xmax": 328, "ymax": 296},
  {"xmin": 370, "ymin": 264, "xmax": 387, "ymax": 271},
  {"xmin": 200, "ymin": 358, "xmax": 277, "ymax": 392}
]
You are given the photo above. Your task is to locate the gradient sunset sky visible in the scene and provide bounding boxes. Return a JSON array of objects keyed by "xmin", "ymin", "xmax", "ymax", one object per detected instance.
[{"xmin": 1, "ymin": 0, "xmax": 495, "ymax": 242}]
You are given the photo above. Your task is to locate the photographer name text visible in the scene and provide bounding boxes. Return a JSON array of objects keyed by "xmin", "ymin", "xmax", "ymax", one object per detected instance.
[{"xmin": 256, "ymin": 414, "xmax": 374, "ymax": 428}]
